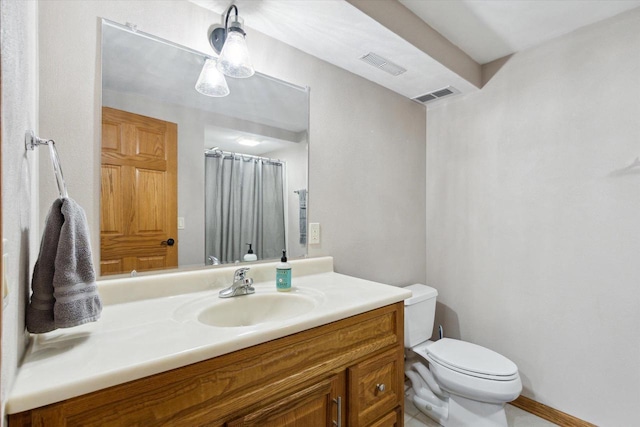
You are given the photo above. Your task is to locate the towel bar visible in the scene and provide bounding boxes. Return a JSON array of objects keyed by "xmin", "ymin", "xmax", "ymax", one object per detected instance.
[{"xmin": 25, "ymin": 130, "xmax": 69, "ymax": 199}]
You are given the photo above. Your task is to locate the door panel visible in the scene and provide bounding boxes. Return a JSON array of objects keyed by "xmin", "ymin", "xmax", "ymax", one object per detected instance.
[
  {"xmin": 100, "ymin": 164, "xmax": 123, "ymax": 234},
  {"xmin": 100, "ymin": 107, "xmax": 177, "ymax": 275},
  {"xmin": 135, "ymin": 168, "xmax": 166, "ymax": 232}
]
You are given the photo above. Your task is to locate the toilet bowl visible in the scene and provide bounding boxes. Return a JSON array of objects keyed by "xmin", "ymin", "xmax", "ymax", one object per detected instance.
[{"xmin": 403, "ymin": 284, "xmax": 522, "ymax": 427}]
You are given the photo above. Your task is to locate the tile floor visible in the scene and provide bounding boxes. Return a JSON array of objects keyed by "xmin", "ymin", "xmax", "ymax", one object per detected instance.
[{"xmin": 404, "ymin": 389, "xmax": 558, "ymax": 427}]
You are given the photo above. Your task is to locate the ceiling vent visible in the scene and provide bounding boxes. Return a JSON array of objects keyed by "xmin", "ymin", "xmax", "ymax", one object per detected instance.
[
  {"xmin": 413, "ymin": 86, "xmax": 460, "ymax": 104},
  {"xmin": 360, "ymin": 52, "xmax": 407, "ymax": 76}
]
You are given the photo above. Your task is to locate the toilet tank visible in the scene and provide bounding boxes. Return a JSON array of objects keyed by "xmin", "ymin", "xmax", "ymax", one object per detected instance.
[{"xmin": 403, "ymin": 284, "xmax": 438, "ymax": 348}]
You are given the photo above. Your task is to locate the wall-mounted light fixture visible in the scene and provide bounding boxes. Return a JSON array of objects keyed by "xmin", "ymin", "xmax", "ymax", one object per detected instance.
[
  {"xmin": 195, "ymin": 58, "xmax": 230, "ymax": 97},
  {"xmin": 195, "ymin": 4, "xmax": 254, "ymax": 97},
  {"xmin": 209, "ymin": 5, "xmax": 255, "ymax": 78}
]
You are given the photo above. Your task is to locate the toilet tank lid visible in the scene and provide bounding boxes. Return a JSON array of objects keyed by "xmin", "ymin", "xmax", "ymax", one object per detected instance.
[{"xmin": 403, "ymin": 284, "xmax": 438, "ymax": 305}]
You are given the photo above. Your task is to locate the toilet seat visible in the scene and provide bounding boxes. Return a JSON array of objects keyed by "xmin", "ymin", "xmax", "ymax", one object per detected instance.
[
  {"xmin": 424, "ymin": 338, "xmax": 519, "ymax": 381},
  {"xmin": 411, "ymin": 338, "xmax": 522, "ymax": 404}
]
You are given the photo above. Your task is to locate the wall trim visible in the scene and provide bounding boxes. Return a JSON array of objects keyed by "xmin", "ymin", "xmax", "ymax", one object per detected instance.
[{"xmin": 512, "ymin": 395, "xmax": 596, "ymax": 427}]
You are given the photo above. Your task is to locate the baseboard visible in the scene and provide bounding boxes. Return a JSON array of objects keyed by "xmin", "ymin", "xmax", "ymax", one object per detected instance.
[{"xmin": 511, "ymin": 395, "xmax": 596, "ymax": 427}]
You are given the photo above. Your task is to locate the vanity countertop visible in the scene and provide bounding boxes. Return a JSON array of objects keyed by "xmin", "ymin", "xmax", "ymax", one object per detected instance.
[{"xmin": 7, "ymin": 257, "xmax": 411, "ymax": 414}]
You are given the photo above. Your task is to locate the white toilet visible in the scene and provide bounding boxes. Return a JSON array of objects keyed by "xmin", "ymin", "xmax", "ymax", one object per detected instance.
[{"xmin": 404, "ymin": 284, "xmax": 522, "ymax": 427}]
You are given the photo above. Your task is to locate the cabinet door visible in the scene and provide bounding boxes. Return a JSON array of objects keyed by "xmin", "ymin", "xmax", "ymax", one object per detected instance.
[
  {"xmin": 349, "ymin": 348, "xmax": 403, "ymax": 426},
  {"xmin": 227, "ymin": 374, "xmax": 344, "ymax": 427},
  {"xmin": 101, "ymin": 107, "xmax": 178, "ymax": 275}
]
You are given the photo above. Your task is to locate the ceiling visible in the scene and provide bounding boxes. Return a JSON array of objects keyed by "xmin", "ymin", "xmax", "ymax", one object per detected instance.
[
  {"xmin": 399, "ymin": 0, "xmax": 640, "ymax": 64},
  {"xmin": 192, "ymin": 0, "xmax": 640, "ymax": 102}
]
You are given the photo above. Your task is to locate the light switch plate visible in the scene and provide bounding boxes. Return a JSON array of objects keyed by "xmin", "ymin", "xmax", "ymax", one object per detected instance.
[{"xmin": 177, "ymin": 217, "xmax": 185, "ymax": 229}]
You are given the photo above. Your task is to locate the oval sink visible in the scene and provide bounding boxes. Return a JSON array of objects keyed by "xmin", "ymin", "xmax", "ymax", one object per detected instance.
[{"xmin": 197, "ymin": 293, "xmax": 317, "ymax": 327}]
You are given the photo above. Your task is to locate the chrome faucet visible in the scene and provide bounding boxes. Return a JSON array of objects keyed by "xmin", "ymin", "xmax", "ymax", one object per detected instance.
[
  {"xmin": 208, "ymin": 255, "xmax": 220, "ymax": 265},
  {"xmin": 219, "ymin": 267, "xmax": 255, "ymax": 298}
]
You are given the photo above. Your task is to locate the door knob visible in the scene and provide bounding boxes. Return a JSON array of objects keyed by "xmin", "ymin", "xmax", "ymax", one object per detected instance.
[{"xmin": 161, "ymin": 238, "xmax": 175, "ymax": 246}]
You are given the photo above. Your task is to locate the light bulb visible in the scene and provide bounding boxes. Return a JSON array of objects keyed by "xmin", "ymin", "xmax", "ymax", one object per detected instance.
[
  {"xmin": 217, "ymin": 29, "xmax": 254, "ymax": 78},
  {"xmin": 195, "ymin": 58, "xmax": 229, "ymax": 97}
]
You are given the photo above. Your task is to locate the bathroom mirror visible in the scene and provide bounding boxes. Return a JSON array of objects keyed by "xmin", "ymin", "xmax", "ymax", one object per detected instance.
[{"xmin": 100, "ymin": 20, "xmax": 309, "ymax": 275}]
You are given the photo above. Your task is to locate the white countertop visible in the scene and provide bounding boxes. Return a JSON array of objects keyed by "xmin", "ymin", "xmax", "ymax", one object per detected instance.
[{"xmin": 7, "ymin": 257, "xmax": 411, "ymax": 414}]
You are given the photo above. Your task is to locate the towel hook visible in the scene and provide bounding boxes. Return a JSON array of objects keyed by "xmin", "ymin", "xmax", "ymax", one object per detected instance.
[{"xmin": 25, "ymin": 130, "xmax": 69, "ymax": 199}]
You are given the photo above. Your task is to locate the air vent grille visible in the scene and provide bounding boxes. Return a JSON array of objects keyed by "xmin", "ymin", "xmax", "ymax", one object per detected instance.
[
  {"xmin": 360, "ymin": 52, "xmax": 407, "ymax": 76},
  {"xmin": 413, "ymin": 86, "xmax": 460, "ymax": 104},
  {"xmin": 432, "ymin": 88, "xmax": 454, "ymax": 97},
  {"xmin": 416, "ymin": 93, "xmax": 437, "ymax": 103}
]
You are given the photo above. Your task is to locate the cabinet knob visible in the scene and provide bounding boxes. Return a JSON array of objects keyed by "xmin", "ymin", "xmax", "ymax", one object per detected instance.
[{"xmin": 376, "ymin": 383, "xmax": 386, "ymax": 393}]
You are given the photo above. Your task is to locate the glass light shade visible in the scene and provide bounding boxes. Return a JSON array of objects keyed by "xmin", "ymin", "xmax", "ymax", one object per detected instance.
[
  {"xmin": 195, "ymin": 58, "xmax": 229, "ymax": 97},
  {"xmin": 216, "ymin": 29, "xmax": 255, "ymax": 78}
]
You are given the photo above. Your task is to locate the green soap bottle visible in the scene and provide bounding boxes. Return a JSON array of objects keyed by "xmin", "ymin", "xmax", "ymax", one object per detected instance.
[{"xmin": 276, "ymin": 250, "xmax": 291, "ymax": 292}]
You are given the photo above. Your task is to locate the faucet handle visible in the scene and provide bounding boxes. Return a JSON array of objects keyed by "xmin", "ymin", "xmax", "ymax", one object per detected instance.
[{"xmin": 233, "ymin": 267, "xmax": 250, "ymax": 281}]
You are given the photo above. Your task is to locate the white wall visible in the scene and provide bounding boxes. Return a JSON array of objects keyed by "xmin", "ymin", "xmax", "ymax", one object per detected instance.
[
  {"xmin": 37, "ymin": 0, "xmax": 427, "ymax": 286},
  {"xmin": 426, "ymin": 9, "xmax": 640, "ymax": 426},
  {"xmin": 0, "ymin": 0, "xmax": 38, "ymax": 420}
]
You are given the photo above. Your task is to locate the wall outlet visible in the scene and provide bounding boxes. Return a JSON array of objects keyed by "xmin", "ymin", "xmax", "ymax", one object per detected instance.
[{"xmin": 309, "ymin": 223, "xmax": 320, "ymax": 244}]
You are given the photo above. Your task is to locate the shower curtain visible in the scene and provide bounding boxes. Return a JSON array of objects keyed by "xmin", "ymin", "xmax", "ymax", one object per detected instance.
[{"xmin": 205, "ymin": 153, "xmax": 285, "ymax": 264}]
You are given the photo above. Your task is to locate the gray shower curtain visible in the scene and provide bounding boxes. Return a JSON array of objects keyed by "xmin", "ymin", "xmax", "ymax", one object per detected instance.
[{"xmin": 205, "ymin": 153, "xmax": 285, "ymax": 264}]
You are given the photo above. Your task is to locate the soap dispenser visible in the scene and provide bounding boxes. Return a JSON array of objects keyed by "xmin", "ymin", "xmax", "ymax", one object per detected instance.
[
  {"xmin": 243, "ymin": 243, "xmax": 257, "ymax": 262},
  {"xmin": 276, "ymin": 250, "xmax": 291, "ymax": 292}
]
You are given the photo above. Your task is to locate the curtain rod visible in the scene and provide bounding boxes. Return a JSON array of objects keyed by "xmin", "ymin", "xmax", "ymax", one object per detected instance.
[{"xmin": 205, "ymin": 148, "xmax": 284, "ymax": 165}]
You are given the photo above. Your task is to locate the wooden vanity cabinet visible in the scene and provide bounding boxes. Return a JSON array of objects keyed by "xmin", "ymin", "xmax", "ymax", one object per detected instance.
[{"xmin": 9, "ymin": 302, "xmax": 404, "ymax": 427}]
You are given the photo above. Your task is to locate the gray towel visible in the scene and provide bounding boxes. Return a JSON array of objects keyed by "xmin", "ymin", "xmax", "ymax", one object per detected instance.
[
  {"xmin": 26, "ymin": 198, "xmax": 102, "ymax": 333},
  {"xmin": 26, "ymin": 200, "xmax": 63, "ymax": 333}
]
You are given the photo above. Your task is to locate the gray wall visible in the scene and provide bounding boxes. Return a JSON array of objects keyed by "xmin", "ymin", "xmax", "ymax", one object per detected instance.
[
  {"xmin": 36, "ymin": 0, "xmax": 427, "ymax": 287},
  {"xmin": 0, "ymin": 0, "xmax": 38, "ymax": 419},
  {"xmin": 426, "ymin": 9, "xmax": 640, "ymax": 426}
]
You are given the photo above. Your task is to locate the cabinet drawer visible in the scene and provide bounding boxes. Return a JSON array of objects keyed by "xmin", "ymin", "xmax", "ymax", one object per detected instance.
[
  {"xmin": 349, "ymin": 348, "xmax": 403, "ymax": 426},
  {"xmin": 368, "ymin": 407, "xmax": 402, "ymax": 427}
]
